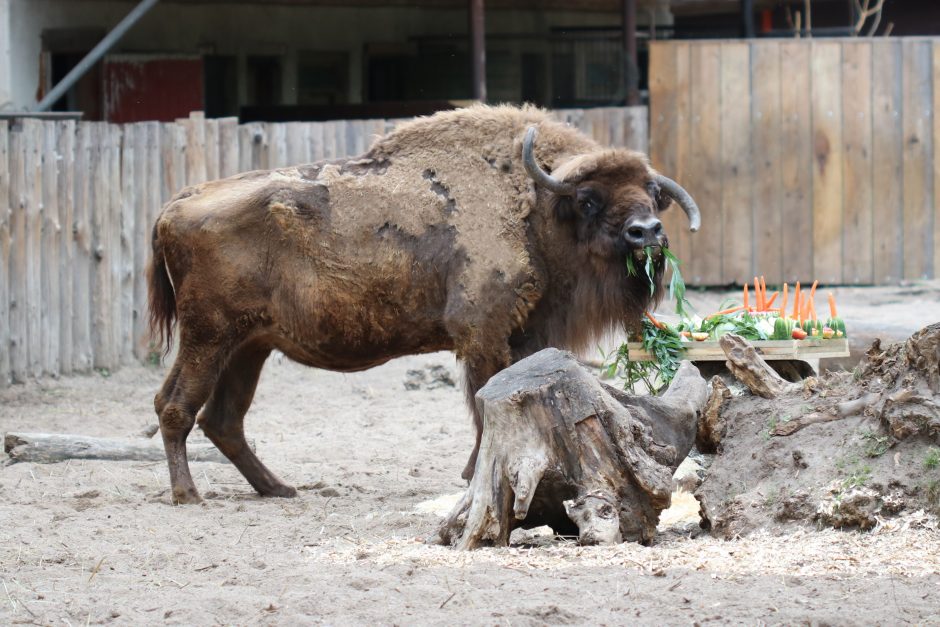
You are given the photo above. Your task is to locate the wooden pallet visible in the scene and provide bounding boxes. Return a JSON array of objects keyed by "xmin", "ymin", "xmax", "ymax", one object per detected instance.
[{"xmin": 625, "ymin": 338, "xmax": 850, "ymax": 362}]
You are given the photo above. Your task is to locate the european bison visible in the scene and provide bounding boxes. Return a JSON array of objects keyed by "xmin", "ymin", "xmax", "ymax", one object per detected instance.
[{"xmin": 148, "ymin": 105, "xmax": 700, "ymax": 504}]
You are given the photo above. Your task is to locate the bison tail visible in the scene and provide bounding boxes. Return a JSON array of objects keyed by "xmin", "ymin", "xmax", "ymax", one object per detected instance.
[{"xmin": 147, "ymin": 222, "xmax": 177, "ymax": 358}]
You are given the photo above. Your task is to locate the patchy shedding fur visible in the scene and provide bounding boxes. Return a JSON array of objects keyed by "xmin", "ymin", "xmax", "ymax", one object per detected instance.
[{"xmin": 147, "ymin": 104, "xmax": 678, "ymax": 503}]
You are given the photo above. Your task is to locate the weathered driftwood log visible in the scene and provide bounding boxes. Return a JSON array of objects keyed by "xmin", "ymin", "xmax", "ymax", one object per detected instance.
[
  {"xmin": 3, "ymin": 432, "xmax": 246, "ymax": 464},
  {"xmin": 439, "ymin": 348, "xmax": 708, "ymax": 549},
  {"xmin": 719, "ymin": 334, "xmax": 802, "ymax": 398}
]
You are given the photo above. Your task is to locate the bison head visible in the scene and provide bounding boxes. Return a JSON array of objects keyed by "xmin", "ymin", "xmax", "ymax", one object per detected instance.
[{"xmin": 522, "ymin": 126, "xmax": 700, "ymax": 270}]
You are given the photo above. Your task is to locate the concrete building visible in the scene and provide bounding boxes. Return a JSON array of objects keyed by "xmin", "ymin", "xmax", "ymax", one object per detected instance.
[{"xmin": 0, "ymin": 0, "xmax": 930, "ymax": 122}]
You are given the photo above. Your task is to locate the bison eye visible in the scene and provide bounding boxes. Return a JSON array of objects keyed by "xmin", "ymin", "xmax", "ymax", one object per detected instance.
[
  {"xmin": 576, "ymin": 188, "xmax": 605, "ymax": 218},
  {"xmin": 599, "ymin": 505, "xmax": 614, "ymax": 518}
]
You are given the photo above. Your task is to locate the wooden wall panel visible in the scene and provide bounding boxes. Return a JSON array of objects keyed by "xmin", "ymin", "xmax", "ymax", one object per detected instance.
[{"xmin": 871, "ymin": 39, "xmax": 904, "ymax": 285}]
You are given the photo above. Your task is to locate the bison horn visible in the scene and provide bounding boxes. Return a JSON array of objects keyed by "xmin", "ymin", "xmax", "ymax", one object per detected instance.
[
  {"xmin": 523, "ymin": 126, "xmax": 576, "ymax": 196},
  {"xmin": 655, "ymin": 175, "xmax": 701, "ymax": 232}
]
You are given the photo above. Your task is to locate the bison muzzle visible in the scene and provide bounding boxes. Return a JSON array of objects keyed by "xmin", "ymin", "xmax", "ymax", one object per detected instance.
[{"xmin": 147, "ymin": 105, "xmax": 700, "ymax": 504}]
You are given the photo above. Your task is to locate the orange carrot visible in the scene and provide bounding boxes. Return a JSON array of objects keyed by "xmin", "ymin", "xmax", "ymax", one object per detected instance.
[
  {"xmin": 705, "ymin": 305, "xmax": 746, "ymax": 319},
  {"xmin": 792, "ymin": 282, "xmax": 801, "ymax": 319},
  {"xmin": 764, "ymin": 291, "xmax": 778, "ymax": 310},
  {"xmin": 645, "ymin": 311, "xmax": 666, "ymax": 330},
  {"xmin": 808, "ymin": 280, "xmax": 819, "ymax": 305},
  {"xmin": 810, "ymin": 296, "xmax": 817, "ymax": 322},
  {"xmin": 828, "ymin": 292, "xmax": 838, "ymax": 318},
  {"xmin": 802, "ymin": 297, "xmax": 812, "ymax": 322},
  {"xmin": 743, "ymin": 284, "xmax": 750, "ymax": 309},
  {"xmin": 754, "ymin": 277, "xmax": 762, "ymax": 310},
  {"xmin": 761, "ymin": 276, "xmax": 767, "ymax": 304},
  {"xmin": 780, "ymin": 283, "xmax": 788, "ymax": 317}
]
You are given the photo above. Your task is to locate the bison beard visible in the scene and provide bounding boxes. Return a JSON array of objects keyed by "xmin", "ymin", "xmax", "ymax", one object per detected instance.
[{"xmin": 147, "ymin": 104, "xmax": 699, "ymax": 504}]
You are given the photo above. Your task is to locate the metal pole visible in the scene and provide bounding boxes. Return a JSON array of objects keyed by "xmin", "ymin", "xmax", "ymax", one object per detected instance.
[
  {"xmin": 34, "ymin": 0, "xmax": 160, "ymax": 112},
  {"xmin": 622, "ymin": 0, "xmax": 639, "ymax": 106},
  {"xmin": 469, "ymin": 0, "xmax": 486, "ymax": 102}
]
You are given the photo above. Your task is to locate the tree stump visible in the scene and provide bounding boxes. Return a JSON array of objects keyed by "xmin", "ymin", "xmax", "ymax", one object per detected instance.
[
  {"xmin": 439, "ymin": 348, "xmax": 708, "ymax": 549},
  {"xmin": 695, "ymin": 325, "xmax": 940, "ymax": 537}
]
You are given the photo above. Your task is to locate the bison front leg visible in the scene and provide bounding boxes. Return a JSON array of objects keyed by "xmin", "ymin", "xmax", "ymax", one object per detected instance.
[{"xmin": 460, "ymin": 355, "xmax": 511, "ymax": 480}]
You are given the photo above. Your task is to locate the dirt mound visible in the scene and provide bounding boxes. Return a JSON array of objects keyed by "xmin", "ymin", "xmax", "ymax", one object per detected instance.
[{"xmin": 696, "ymin": 323, "xmax": 940, "ymax": 538}]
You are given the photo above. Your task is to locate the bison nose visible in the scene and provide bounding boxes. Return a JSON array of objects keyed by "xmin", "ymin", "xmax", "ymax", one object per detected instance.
[{"xmin": 623, "ymin": 217, "xmax": 664, "ymax": 248}]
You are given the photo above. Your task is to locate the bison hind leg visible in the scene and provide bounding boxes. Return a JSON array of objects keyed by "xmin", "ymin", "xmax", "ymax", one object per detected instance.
[
  {"xmin": 156, "ymin": 346, "xmax": 229, "ymax": 505},
  {"xmin": 197, "ymin": 342, "xmax": 297, "ymax": 498}
]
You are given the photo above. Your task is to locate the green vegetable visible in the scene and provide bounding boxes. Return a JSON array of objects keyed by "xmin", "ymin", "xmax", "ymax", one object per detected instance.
[
  {"xmin": 625, "ymin": 247, "xmax": 695, "ymax": 319},
  {"xmin": 801, "ymin": 319, "xmax": 824, "ymax": 337},
  {"xmin": 605, "ymin": 319, "xmax": 683, "ymax": 393},
  {"xmin": 827, "ymin": 317, "xmax": 847, "ymax": 337},
  {"xmin": 772, "ymin": 317, "xmax": 795, "ymax": 340},
  {"xmin": 662, "ymin": 248, "xmax": 695, "ymax": 320}
]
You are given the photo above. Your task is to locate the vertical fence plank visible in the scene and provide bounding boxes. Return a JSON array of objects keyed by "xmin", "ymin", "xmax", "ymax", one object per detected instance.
[
  {"xmin": 751, "ymin": 41, "xmax": 783, "ymax": 286},
  {"xmin": 871, "ymin": 40, "xmax": 903, "ymax": 284},
  {"xmin": 321, "ymin": 122, "xmax": 336, "ymax": 159},
  {"xmin": 132, "ymin": 124, "xmax": 149, "ymax": 361},
  {"xmin": 309, "ymin": 123, "xmax": 325, "ymax": 161},
  {"xmin": 162, "ymin": 123, "xmax": 186, "ymax": 204},
  {"xmin": 719, "ymin": 42, "xmax": 753, "ymax": 285},
  {"xmin": 841, "ymin": 41, "xmax": 874, "ymax": 285},
  {"xmin": 0, "ymin": 121, "xmax": 9, "ymax": 386},
  {"xmin": 57, "ymin": 121, "xmax": 75, "ymax": 375},
  {"xmin": 73, "ymin": 123, "xmax": 93, "ymax": 371},
  {"xmin": 670, "ymin": 49, "xmax": 691, "ymax": 272},
  {"xmin": 239, "ymin": 123, "xmax": 264, "ymax": 171},
  {"xmin": 219, "ymin": 117, "xmax": 239, "ymax": 178},
  {"xmin": 108, "ymin": 125, "xmax": 123, "ymax": 366},
  {"xmin": 268, "ymin": 122, "xmax": 288, "ymax": 168},
  {"xmin": 811, "ymin": 41, "xmax": 845, "ymax": 285},
  {"xmin": 184, "ymin": 111, "xmax": 207, "ymax": 186},
  {"xmin": 902, "ymin": 39, "xmax": 934, "ymax": 280},
  {"xmin": 649, "ymin": 42, "xmax": 692, "ymax": 281},
  {"xmin": 91, "ymin": 123, "xmax": 114, "ymax": 369},
  {"xmin": 934, "ymin": 41, "xmax": 940, "ymax": 280},
  {"xmin": 777, "ymin": 41, "xmax": 814, "ymax": 284},
  {"xmin": 204, "ymin": 117, "xmax": 220, "ymax": 181},
  {"xmin": 687, "ymin": 43, "xmax": 723, "ymax": 285},
  {"xmin": 8, "ymin": 121, "xmax": 26, "ymax": 381},
  {"xmin": 24, "ymin": 120, "xmax": 43, "ymax": 378},
  {"xmin": 286, "ymin": 122, "xmax": 305, "ymax": 165},
  {"xmin": 334, "ymin": 120, "xmax": 348, "ymax": 158},
  {"xmin": 40, "ymin": 122, "xmax": 61, "ymax": 377},
  {"xmin": 145, "ymin": 121, "xmax": 163, "ymax": 359},
  {"xmin": 121, "ymin": 125, "xmax": 138, "ymax": 363}
]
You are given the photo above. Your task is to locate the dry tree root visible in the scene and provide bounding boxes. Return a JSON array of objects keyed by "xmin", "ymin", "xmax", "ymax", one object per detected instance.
[
  {"xmin": 439, "ymin": 348, "xmax": 707, "ymax": 549},
  {"xmin": 719, "ymin": 334, "xmax": 801, "ymax": 399}
]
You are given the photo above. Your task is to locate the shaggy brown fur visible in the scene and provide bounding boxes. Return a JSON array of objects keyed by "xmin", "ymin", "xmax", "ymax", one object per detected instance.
[{"xmin": 148, "ymin": 104, "xmax": 680, "ymax": 504}]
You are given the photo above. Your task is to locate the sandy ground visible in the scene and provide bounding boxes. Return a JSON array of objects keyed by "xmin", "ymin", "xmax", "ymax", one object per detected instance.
[{"xmin": 2, "ymin": 283, "xmax": 940, "ymax": 625}]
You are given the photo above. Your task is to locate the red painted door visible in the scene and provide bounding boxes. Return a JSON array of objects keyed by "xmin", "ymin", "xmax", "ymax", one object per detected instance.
[{"xmin": 103, "ymin": 55, "xmax": 204, "ymax": 123}]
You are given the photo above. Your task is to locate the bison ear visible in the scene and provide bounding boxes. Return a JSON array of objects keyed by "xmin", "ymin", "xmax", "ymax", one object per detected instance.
[{"xmin": 647, "ymin": 180, "xmax": 672, "ymax": 212}]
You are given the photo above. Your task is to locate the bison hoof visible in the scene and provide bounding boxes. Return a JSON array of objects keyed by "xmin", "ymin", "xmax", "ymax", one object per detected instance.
[
  {"xmin": 172, "ymin": 486, "xmax": 203, "ymax": 505},
  {"xmin": 262, "ymin": 484, "xmax": 298, "ymax": 498}
]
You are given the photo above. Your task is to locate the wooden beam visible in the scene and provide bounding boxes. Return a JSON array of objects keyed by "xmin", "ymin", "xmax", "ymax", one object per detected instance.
[{"xmin": 622, "ymin": 0, "xmax": 640, "ymax": 105}]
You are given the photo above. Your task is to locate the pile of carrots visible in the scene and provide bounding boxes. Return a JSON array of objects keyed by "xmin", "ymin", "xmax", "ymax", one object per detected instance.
[{"xmin": 705, "ymin": 276, "xmax": 839, "ymax": 325}]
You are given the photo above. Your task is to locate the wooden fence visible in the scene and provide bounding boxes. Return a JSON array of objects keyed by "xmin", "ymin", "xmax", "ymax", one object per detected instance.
[
  {"xmin": 650, "ymin": 37, "xmax": 940, "ymax": 287},
  {"xmin": 0, "ymin": 106, "xmax": 646, "ymax": 386}
]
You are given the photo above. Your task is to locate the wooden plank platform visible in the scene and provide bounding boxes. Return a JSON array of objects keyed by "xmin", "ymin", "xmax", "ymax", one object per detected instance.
[{"xmin": 625, "ymin": 338, "xmax": 849, "ymax": 362}]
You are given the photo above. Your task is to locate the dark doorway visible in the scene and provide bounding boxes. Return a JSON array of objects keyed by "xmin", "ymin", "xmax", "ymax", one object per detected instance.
[
  {"xmin": 204, "ymin": 55, "xmax": 238, "ymax": 118},
  {"xmin": 246, "ymin": 55, "xmax": 282, "ymax": 106}
]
